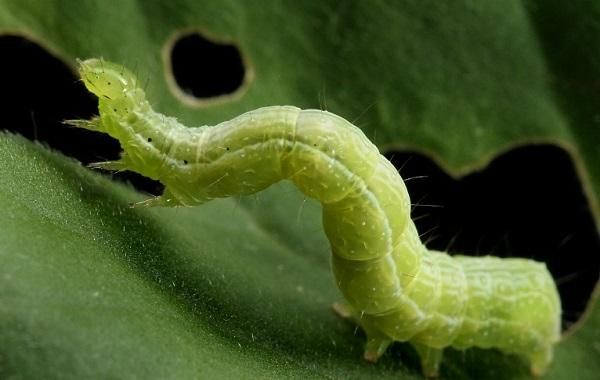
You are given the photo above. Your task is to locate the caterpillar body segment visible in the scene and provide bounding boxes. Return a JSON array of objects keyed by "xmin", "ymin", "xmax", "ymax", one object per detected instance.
[{"xmin": 76, "ymin": 59, "xmax": 561, "ymax": 377}]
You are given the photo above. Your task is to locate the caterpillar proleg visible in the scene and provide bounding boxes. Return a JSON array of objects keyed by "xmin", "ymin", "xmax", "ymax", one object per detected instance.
[{"xmin": 72, "ymin": 58, "xmax": 561, "ymax": 377}]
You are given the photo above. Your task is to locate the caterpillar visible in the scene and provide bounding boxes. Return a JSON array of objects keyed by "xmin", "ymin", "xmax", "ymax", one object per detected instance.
[{"xmin": 70, "ymin": 58, "xmax": 561, "ymax": 377}]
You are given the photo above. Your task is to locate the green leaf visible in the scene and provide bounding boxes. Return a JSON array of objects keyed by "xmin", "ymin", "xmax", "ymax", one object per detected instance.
[{"xmin": 0, "ymin": 1, "xmax": 598, "ymax": 379}]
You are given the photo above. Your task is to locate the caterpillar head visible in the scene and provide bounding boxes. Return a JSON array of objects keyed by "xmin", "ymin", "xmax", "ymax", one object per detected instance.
[{"xmin": 78, "ymin": 58, "xmax": 138, "ymax": 101}]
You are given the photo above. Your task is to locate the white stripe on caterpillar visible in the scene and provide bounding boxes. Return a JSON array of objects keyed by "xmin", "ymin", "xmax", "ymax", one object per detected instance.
[{"xmin": 71, "ymin": 58, "xmax": 561, "ymax": 377}]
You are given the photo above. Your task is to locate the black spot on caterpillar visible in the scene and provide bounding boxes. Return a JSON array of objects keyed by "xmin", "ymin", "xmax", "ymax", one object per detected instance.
[{"xmin": 71, "ymin": 58, "xmax": 561, "ymax": 377}]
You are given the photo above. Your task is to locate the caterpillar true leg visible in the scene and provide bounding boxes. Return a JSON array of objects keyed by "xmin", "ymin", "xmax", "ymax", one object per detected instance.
[
  {"xmin": 64, "ymin": 116, "xmax": 103, "ymax": 132},
  {"xmin": 87, "ymin": 160, "xmax": 128, "ymax": 171},
  {"xmin": 129, "ymin": 196, "xmax": 164, "ymax": 208},
  {"xmin": 129, "ymin": 189, "xmax": 181, "ymax": 208},
  {"xmin": 73, "ymin": 58, "xmax": 562, "ymax": 377}
]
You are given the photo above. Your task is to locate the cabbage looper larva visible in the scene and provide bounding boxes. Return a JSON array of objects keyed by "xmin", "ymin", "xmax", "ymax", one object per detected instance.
[{"xmin": 70, "ymin": 58, "xmax": 561, "ymax": 377}]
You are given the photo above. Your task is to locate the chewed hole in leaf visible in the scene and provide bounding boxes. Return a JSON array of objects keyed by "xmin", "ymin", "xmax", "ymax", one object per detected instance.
[
  {"xmin": 0, "ymin": 35, "xmax": 162, "ymax": 195},
  {"xmin": 387, "ymin": 145, "xmax": 600, "ymax": 331},
  {"xmin": 165, "ymin": 31, "xmax": 251, "ymax": 105}
]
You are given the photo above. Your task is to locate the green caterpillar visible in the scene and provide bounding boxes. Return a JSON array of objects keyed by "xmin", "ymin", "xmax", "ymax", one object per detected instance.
[{"xmin": 71, "ymin": 58, "xmax": 561, "ymax": 377}]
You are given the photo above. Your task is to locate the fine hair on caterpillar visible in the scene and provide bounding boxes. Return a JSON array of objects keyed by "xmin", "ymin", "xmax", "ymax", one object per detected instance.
[{"xmin": 71, "ymin": 58, "xmax": 562, "ymax": 377}]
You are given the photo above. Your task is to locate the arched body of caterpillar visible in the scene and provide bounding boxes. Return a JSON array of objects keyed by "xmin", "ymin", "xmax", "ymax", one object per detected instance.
[{"xmin": 71, "ymin": 58, "xmax": 561, "ymax": 377}]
